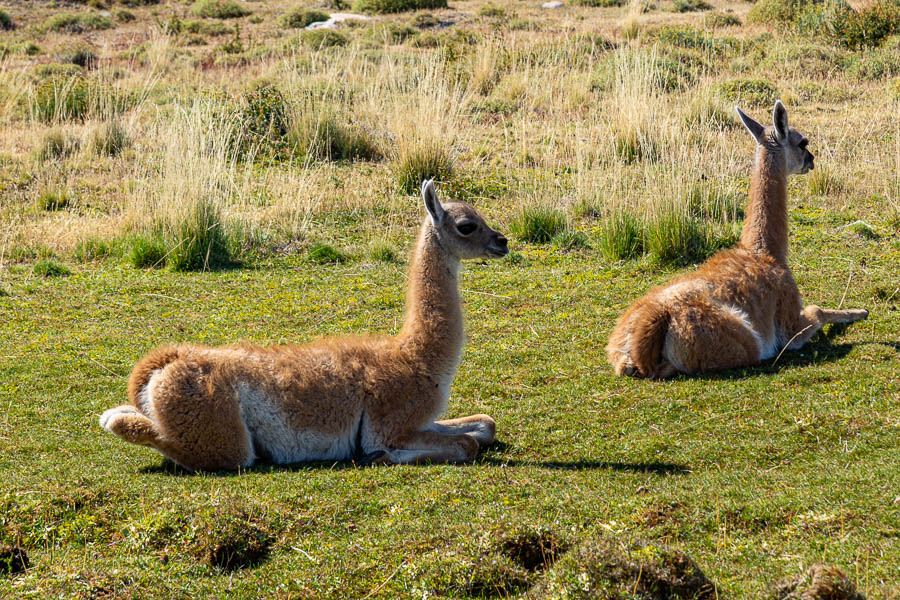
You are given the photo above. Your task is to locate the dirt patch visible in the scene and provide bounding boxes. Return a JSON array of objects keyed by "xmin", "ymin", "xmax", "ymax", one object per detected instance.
[
  {"xmin": 0, "ymin": 545, "xmax": 29, "ymax": 575},
  {"xmin": 498, "ymin": 529, "xmax": 569, "ymax": 572},
  {"xmin": 771, "ymin": 564, "xmax": 866, "ymax": 600},
  {"xmin": 196, "ymin": 506, "xmax": 274, "ymax": 571},
  {"xmin": 528, "ymin": 535, "xmax": 716, "ymax": 600}
]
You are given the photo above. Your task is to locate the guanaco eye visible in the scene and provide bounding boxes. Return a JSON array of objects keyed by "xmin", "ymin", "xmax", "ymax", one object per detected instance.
[
  {"xmin": 456, "ymin": 222, "xmax": 477, "ymax": 236},
  {"xmin": 798, "ymin": 140, "xmax": 808, "ymax": 149}
]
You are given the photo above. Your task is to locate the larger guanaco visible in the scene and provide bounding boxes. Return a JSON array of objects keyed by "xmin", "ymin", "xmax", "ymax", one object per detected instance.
[
  {"xmin": 606, "ymin": 101, "xmax": 868, "ymax": 379},
  {"xmin": 100, "ymin": 180, "xmax": 509, "ymax": 470}
]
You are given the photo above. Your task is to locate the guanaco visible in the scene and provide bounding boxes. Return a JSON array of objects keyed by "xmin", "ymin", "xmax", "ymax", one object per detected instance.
[
  {"xmin": 100, "ymin": 180, "xmax": 509, "ymax": 470},
  {"xmin": 606, "ymin": 101, "xmax": 868, "ymax": 379}
]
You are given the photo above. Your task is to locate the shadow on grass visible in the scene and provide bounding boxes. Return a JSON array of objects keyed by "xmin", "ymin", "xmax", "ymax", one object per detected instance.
[{"xmin": 477, "ymin": 458, "xmax": 690, "ymax": 474}]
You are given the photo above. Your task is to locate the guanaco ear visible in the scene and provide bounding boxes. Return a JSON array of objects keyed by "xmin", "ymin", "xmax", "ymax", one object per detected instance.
[
  {"xmin": 735, "ymin": 106, "xmax": 765, "ymax": 145},
  {"xmin": 772, "ymin": 99, "xmax": 789, "ymax": 142},
  {"xmin": 421, "ymin": 178, "xmax": 445, "ymax": 227}
]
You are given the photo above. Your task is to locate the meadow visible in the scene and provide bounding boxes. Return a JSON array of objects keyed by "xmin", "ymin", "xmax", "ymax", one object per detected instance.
[{"xmin": 0, "ymin": 0, "xmax": 898, "ymax": 597}]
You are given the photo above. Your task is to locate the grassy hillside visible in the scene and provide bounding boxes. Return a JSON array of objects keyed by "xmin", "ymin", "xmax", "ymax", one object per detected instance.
[{"xmin": 0, "ymin": 0, "xmax": 898, "ymax": 598}]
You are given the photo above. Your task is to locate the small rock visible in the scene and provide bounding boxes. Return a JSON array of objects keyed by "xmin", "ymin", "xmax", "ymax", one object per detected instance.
[
  {"xmin": 542, "ymin": 1, "xmax": 564, "ymax": 7},
  {"xmin": 305, "ymin": 13, "xmax": 372, "ymax": 30}
]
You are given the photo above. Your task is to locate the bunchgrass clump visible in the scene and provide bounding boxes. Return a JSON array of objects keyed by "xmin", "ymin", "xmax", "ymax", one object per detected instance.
[
  {"xmin": 54, "ymin": 46, "xmax": 97, "ymax": 69},
  {"xmin": 289, "ymin": 111, "xmax": 381, "ymax": 163},
  {"xmin": 306, "ymin": 242, "xmax": 347, "ymax": 264},
  {"xmin": 645, "ymin": 208, "xmax": 712, "ymax": 266},
  {"xmin": 35, "ymin": 128, "xmax": 79, "ymax": 161},
  {"xmin": 0, "ymin": 9, "xmax": 14, "ymax": 31},
  {"xmin": 509, "ymin": 205, "xmax": 567, "ymax": 244},
  {"xmin": 128, "ymin": 235, "xmax": 167, "ymax": 268},
  {"xmin": 552, "ymin": 230, "xmax": 590, "ymax": 250},
  {"xmin": 369, "ymin": 240, "xmax": 398, "ymax": 262},
  {"xmin": 598, "ymin": 209, "xmax": 644, "ymax": 260},
  {"xmin": 478, "ymin": 5, "xmax": 506, "ymax": 18},
  {"xmin": 44, "ymin": 13, "xmax": 112, "ymax": 33},
  {"xmin": 807, "ymin": 166, "xmax": 842, "ymax": 196},
  {"xmin": 73, "ymin": 238, "xmax": 114, "ymax": 262},
  {"xmin": 37, "ymin": 189, "xmax": 70, "ymax": 211},
  {"xmin": 280, "ymin": 8, "xmax": 329, "ymax": 28},
  {"xmin": 191, "ymin": 0, "xmax": 251, "ymax": 19},
  {"xmin": 392, "ymin": 139, "xmax": 453, "ymax": 193},
  {"xmin": 847, "ymin": 220, "xmax": 879, "ymax": 239},
  {"xmin": 572, "ymin": 0, "xmax": 626, "ymax": 6},
  {"xmin": 166, "ymin": 198, "xmax": 233, "ymax": 272},
  {"xmin": 89, "ymin": 120, "xmax": 129, "ymax": 157},
  {"xmin": 33, "ymin": 260, "xmax": 71, "ymax": 278},
  {"xmin": 352, "ymin": 0, "xmax": 447, "ymax": 14}
]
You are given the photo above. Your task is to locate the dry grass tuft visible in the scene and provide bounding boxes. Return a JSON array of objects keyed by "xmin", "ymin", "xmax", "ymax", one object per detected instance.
[{"xmin": 771, "ymin": 564, "xmax": 866, "ymax": 600}]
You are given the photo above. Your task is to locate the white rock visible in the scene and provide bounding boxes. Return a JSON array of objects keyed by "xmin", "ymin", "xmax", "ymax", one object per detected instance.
[
  {"xmin": 542, "ymin": 1, "xmax": 564, "ymax": 8},
  {"xmin": 305, "ymin": 13, "xmax": 372, "ymax": 30}
]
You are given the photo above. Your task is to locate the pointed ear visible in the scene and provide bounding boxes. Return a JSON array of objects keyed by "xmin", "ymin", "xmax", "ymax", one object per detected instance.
[
  {"xmin": 772, "ymin": 99, "xmax": 788, "ymax": 141},
  {"xmin": 735, "ymin": 106, "xmax": 765, "ymax": 145},
  {"xmin": 421, "ymin": 178, "xmax": 445, "ymax": 227}
]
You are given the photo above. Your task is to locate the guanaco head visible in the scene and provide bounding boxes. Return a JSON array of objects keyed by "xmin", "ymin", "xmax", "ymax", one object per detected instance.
[
  {"xmin": 735, "ymin": 100, "xmax": 814, "ymax": 175},
  {"xmin": 421, "ymin": 179, "xmax": 509, "ymax": 260}
]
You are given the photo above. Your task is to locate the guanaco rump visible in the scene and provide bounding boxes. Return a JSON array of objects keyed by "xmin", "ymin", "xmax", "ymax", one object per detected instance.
[
  {"xmin": 606, "ymin": 101, "xmax": 868, "ymax": 379},
  {"xmin": 100, "ymin": 180, "xmax": 509, "ymax": 470}
]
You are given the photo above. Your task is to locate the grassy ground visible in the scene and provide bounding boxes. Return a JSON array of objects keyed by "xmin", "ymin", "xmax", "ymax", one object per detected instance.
[{"xmin": 1, "ymin": 0, "xmax": 899, "ymax": 598}]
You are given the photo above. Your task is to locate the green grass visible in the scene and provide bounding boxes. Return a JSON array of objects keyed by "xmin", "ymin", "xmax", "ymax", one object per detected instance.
[
  {"xmin": 43, "ymin": 12, "xmax": 112, "ymax": 33},
  {"xmin": 31, "ymin": 259, "xmax": 71, "ymax": 277},
  {"xmin": 305, "ymin": 242, "xmax": 348, "ymax": 264},
  {"xmin": 509, "ymin": 205, "xmax": 568, "ymax": 243},
  {"xmin": 0, "ymin": 215, "xmax": 895, "ymax": 597},
  {"xmin": 280, "ymin": 8, "xmax": 329, "ymax": 29},
  {"xmin": 0, "ymin": 9, "xmax": 14, "ymax": 31}
]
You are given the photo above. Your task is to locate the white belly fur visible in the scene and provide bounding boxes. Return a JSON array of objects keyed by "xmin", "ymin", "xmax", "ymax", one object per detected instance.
[{"xmin": 236, "ymin": 382, "xmax": 356, "ymax": 464}]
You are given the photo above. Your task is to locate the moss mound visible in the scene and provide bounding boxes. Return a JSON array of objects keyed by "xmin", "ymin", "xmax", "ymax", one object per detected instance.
[
  {"xmin": 771, "ymin": 564, "xmax": 866, "ymax": 600},
  {"xmin": 529, "ymin": 536, "xmax": 717, "ymax": 599}
]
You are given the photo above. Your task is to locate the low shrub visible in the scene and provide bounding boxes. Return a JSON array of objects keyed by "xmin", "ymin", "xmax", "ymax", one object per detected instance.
[
  {"xmin": 183, "ymin": 19, "xmax": 231, "ymax": 35},
  {"xmin": 803, "ymin": 0, "xmax": 900, "ymax": 48},
  {"xmin": 478, "ymin": 5, "xmax": 506, "ymax": 17},
  {"xmin": 747, "ymin": 0, "xmax": 820, "ymax": 25},
  {"xmin": 703, "ymin": 12, "xmax": 741, "ymax": 27},
  {"xmin": 571, "ymin": 0, "xmax": 626, "ymax": 6},
  {"xmin": 352, "ymin": 0, "xmax": 448, "ymax": 15},
  {"xmin": 672, "ymin": 0, "xmax": 711, "ymax": 13},
  {"xmin": 280, "ymin": 8, "xmax": 329, "ymax": 28},
  {"xmin": 190, "ymin": 0, "xmax": 251, "ymax": 19},
  {"xmin": 114, "ymin": 9, "xmax": 137, "ymax": 22},
  {"xmin": 411, "ymin": 13, "xmax": 438, "ymax": 27},
  {"xmin": 300, "ymin": 29, "xmax": 349, "ymax": 49},
  {"xmin": 718, "ymin": 78, "xmax": 778, "ymax": 107},
  {"xmin": 44, "ymin": 12, "xmax": 112, "ymax": 33},
  {"xmin": 32, "ymin": 77, "xmax": 129, "ymax": 122},
  {"xmin": 54, "ymin": 46, "xmax": 98, "ymax": 69},
  {"xmin": 509, "ymin": 205, "xmax": 567, "ymax": 244}
]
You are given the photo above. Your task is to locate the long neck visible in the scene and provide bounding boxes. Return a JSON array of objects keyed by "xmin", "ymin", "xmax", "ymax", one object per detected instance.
[
  {"xmin": 739, "ymin": 145, "xmax": 789, "ymax": 264},
  {"xmin": 398, "ymin": 221, "xmax": 464, "ymax": 367}
]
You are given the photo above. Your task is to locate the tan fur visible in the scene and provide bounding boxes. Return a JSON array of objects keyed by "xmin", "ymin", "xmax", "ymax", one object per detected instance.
[
  {"xmin": 100, "ymin": 180, "xmax": 509, "ymax": 470},
  {"xmin": 606, "ymin": 102, "xmax": 868, "ymax": 379}
]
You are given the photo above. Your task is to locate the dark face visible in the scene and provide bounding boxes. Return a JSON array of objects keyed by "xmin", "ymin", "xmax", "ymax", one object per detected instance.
[
  {"xmin": 439, "ymin": 202, "xmax": 509, "ymax": 260},
  {"xmin": 781, "ymin": 127, "xmax": 814, "ymax": 175}
]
